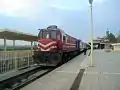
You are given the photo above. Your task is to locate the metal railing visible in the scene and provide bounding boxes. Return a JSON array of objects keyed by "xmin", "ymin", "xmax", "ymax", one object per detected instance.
[{"xmin": 0, "ymin": 50, "xmax": 34, "ymax": 74}]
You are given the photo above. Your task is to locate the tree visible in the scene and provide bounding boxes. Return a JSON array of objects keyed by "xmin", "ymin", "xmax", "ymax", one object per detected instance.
[
  {"xmin": 106, "ymin": 30, "xmax": 117, "ymax": 43},
  {"xmin": 107, "ymin": 32, "xmax": 117, "ymax": 43},
  {"xmin": 116, "ymin": 30, "xmax": 120, "ymax": 43},
  {"xmin": 106, "ymin": 30, "xmax": 109, "ymax": 37}
]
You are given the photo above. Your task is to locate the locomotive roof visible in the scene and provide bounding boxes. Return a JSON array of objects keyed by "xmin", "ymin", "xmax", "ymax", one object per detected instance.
[
  {"xmin": 59, "ymin": 29, "xmax": 79, "ymax": 40},
  {"xmin": 43, "ymin": 27, "xmax": 66, "ymax": 35},
  {"xmin": 44, "ymin": 26, "xmax": 81, "ymax": 40},
  {"xmin": 0, "ymin": 29, "xmax": 37, "ymax": 41}
]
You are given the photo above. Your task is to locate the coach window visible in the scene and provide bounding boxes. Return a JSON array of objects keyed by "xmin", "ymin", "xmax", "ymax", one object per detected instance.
[
  {"xmin": 66, "ymin": 36, "xmax": 68, "ymax": 43},
  {"xmin": 57, "ymin": 34, "xmax": 60, "ymax": 40},
  {"xmin": 63, "ymin": 36, "xmax": 65, "ymax": 43}
]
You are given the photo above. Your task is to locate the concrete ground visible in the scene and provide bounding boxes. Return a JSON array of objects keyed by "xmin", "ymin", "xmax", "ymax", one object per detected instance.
[{"xmin": 79, "ymin": 50, "xmax": 120, "ymax": 90}]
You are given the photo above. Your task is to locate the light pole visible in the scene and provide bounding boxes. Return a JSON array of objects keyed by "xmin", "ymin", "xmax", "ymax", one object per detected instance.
[{"xmin": 89, "ymin": 0, "xmax": 94, "ymax": 66}]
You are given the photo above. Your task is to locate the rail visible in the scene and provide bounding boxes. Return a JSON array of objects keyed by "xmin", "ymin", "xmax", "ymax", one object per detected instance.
[
  {"xmin": 0, "ymin": 50, "xmax": 34, "ymax": 74},
  {"xmin": 0, "ymin": 66, "xmax": 54, "ymax": 90}
]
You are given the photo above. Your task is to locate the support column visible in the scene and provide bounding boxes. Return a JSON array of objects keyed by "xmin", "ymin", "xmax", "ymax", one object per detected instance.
[
  {"xmin": 31, "ymin": 41, "xmax": 33, "ymax": 50},
  {"xmin": 34, "ymin": 41, "xmax": 36, "ymax": 46},
  {"xmin": 4, "ymin": 38, "xmax": 7, "ymax": 51},
  {"xmin": 104, "ymin": 44, "xmax": 108, "ymax": 49},
  {"xmin": 34, "ymin": 41, "xmax": 35, "ymax": 46},
  {"xmin": 13, "ymin": 40, "xmax": 15, "ymax": 50}
]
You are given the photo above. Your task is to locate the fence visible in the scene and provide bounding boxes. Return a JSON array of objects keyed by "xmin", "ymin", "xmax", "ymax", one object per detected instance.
[{"xmin": 0, "ymin": 50, "xmax": 34, "ymax": 74}]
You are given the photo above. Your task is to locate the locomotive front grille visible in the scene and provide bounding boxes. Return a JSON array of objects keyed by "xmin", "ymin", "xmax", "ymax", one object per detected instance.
[
  {"xmin": 40, "ymin": 52, "xmax": 51, "ymax": 63},
  {"xmin": 42, "ymin": 52, "xmax": 50, "ymax": 58},
  {"xmin": 33, "ymin": 51, "xmax": 60, "ymax": 66}
]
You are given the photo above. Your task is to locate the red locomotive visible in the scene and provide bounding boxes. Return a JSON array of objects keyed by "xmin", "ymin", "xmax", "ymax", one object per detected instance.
[{"xmin": 33, "ymin": 25, "xmax": 87, "ymax": 66}]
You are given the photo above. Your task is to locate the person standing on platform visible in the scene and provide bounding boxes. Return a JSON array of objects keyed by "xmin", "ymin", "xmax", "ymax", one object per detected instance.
[{"xmin": 84, "ymin": 48, "xmax": 87, "ymax": 55}]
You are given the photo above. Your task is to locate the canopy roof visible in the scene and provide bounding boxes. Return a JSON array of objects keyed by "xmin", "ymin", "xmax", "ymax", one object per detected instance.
[
  {"xmin": 0, "ymin": 29, "xmax": 38, "ymax": 41},
  {"xmin": 111, "ymin": 43, "xmax": 120, "ymax": 46}
]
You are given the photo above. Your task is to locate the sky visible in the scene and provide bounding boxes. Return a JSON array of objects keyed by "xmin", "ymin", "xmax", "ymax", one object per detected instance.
[{"xmin": 0, "ymin": 0, "xmax": 120, "ymax": 45}]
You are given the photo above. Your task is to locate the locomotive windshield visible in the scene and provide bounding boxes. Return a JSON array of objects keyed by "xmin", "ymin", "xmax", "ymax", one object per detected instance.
[
  {"xmin": 50, "ymin": 31, "xmax": 56, "ymax": 39},
  {"xmin": 38, "ymin": 29, "xmax": 56, "ymax": 39},
  {"xmin": 38, "ymin": 30, "xmax": 49, "ymax": 39}
]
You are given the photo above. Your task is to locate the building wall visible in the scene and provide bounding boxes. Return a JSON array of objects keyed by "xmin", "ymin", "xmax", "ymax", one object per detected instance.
[
  {"xmin": 105, "ymin": 44, "xmax": 111, "ymax": 49},
  {"xmin": 113, "ymin": 45, "xmax": 120, "ymax": 51}
]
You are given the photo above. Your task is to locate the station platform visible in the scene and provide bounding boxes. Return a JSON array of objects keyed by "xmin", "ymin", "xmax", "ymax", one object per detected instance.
[
  {"xmin": 21, "ymin": 51, "xmax": 89, "ymax": 90},
  {"xmin": 79, "ymin": 50, "xmax": 120, "ymax": 90},
  {"xmin": 21, "ymin": 50, "xmax": 120, "ymax": 90}
]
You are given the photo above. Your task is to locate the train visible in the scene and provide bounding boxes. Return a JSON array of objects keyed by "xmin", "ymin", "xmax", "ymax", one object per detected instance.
[{"xmin": 33, "ymin": 25, "xmax": 89, "ymax": 66}]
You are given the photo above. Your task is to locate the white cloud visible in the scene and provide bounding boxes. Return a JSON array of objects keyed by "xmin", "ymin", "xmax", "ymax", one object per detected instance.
[
  {"xmin": 0, "ymin": 0, "xmax": 50, "ymax": 18},
  {"xmin": 0, "ymin": 0, "xmax": 106, "ymax": 19},
  {"xmin": 50, "ymin": 0, "xmax": 87, "ymax": 11},
  {"xmin": 94, "ymin": 0, "xmax": 106, "ymax": 4},
  {"xmin": 49, "ymin": 0, "xmax": 106, "ymax": 11}
]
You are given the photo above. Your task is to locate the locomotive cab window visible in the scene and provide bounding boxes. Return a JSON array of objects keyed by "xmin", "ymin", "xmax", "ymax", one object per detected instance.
[
  {"xmin": 57, "ymin": 33, "xmax": 61, "ymax": 40},
  {"xmin": 50, "ymin": 31, "xmax": 56, "ymax": 39},
  {"xmin": 38, "ymin": 31, "xmax": 41, "ymax": 38},
  {"xmin": 38, "ymin": 30, "xmax": 49, "ymax": 39},
  {"xmin": 63, "ymin": 36, "xmax": 66, "ymax": 43},
  {"xmin": 38, "ymin": 30, "xmax": 44, "ymax": 39}
]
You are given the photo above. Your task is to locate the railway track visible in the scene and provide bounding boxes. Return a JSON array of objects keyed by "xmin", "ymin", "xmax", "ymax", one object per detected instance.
[{"xmin": 0, "ymin": 66, "xmax": 55, "ymax": 90}]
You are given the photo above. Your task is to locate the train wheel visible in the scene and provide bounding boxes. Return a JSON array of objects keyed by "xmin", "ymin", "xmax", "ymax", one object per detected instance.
[{"xmin": 62, "ymin": 53, "xmax": 68, "ymax": 64}]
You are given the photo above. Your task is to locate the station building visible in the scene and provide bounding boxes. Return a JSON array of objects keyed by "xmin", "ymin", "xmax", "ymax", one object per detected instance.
[
  {"xmin": 111, "ymin": 43, "xmax": 120, "ymax": 51},
  {"xmin": 89, "ymin": 37, "xmax": 112, "ymax": 49}
]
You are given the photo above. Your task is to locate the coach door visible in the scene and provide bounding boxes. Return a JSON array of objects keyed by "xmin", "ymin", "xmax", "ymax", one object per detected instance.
[
  {"xmin": 63, "ymin": 35, "xmax": 66, "ymax": 43},
  {"xmin": 76, "ymin": 40, "xmax": 80, "ymax": 49}
]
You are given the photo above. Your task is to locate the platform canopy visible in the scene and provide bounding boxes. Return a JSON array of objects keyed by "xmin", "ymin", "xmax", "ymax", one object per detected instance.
[
  {"xmin": 111, "ymin": 43, "xmax": 120, "ymax": 46},
  {"xmin": 0, "ymin": 29, "xmax": 38, "ymax": 41}
]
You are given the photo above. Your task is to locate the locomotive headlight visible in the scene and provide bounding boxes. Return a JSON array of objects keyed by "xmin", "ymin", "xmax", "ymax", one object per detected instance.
[
  {"xmin": 50, "ymin": 46, "xmax": 57, "ymax": 51},
  {"xmin": 37, "ymin": 46, "xmax": 41, "ymax": 51}
]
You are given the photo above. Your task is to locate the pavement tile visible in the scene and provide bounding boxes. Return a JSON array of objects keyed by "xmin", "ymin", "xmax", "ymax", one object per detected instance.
[{"xmin": 79, "ymin": 50, "xmax": 120, "ymax": 90}]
